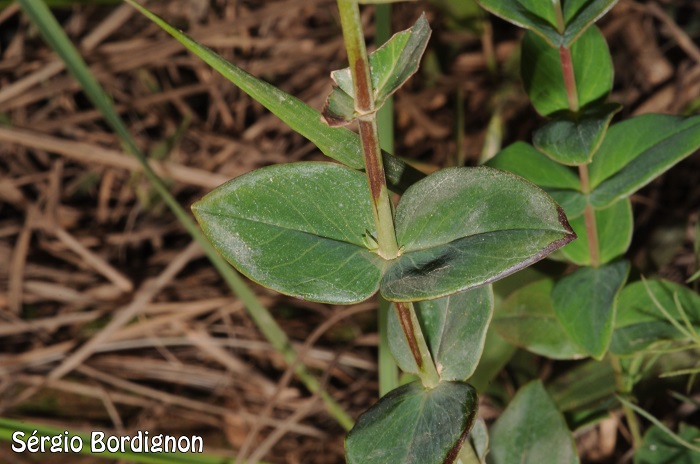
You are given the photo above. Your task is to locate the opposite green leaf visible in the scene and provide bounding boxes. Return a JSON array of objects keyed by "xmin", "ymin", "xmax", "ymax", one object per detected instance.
[
  {"xmin": 486, "ymin": 142, "xmax": 584, "ymax": 218},
  {"xmin": 346, "ymin": 381, "xmax": 478, "ymax": 464},
  {"xmin": 547, "ymin": 360, "xmax": 617, "ymax": 413},
  {"xmin": 559, "ymin": 198, "xmax": 633, "ymax": 265},
  {"xmin": 552, "ymin": 260, "xmax": 629, "ymax": 359},
  {"xmin": 324, "ymin": 14, "xmax": 431, "ymax": 125},
  {"xmin": 561, "ymin": 0, "xmax": 619, "ymax": 46},
  {"xmin": 388, "ymin": 287, "xmax": 494, "ymax": 381},
  {"xmin": 197, "ymin": 164, "xmax": 575, "ymax": 304},
  {"xmin": 467, "ymin": 418, "xmax": 490, "ymax": 464},
  {"xmin": 486, "ymin": 142, "xmax": 581, "ymax": 190},
  {"xmin": 548, "ymin": 189, "xmax": 587, "ymax": 219},
  {"xmin": 635, "ymin": 423, "xmax": 700, "ymax": 464},
  {"xmin": 192, "ymin": 162, "xmax": 383, "ymax": 304},
  {"xmin": 533, "ymin": 103, "xmax": 622, "ymax": 166},
  {"xmin": 475, "ymin": 0, "xmax": 560, "ymax": 46},
  {"xmin": 468, "ymin": 329, "xmax": 517, "ymax": 393},
  {"xmin": 488, "ymin": 380, "xmax": 579, "ymax": 464},
  {"xmin": 493, "ymin": 279, "xmax": 586, "ymax": 359},
  {"xmin": 126, "ymin": 0, "xmax": 424, "ymax": 194},
  {"xmin": 589, "ymin": 114, "xmax": 700, "ymax": 208},
  {"xmin": 382, "ymin": 166, "xmax": 576, "ymax": 301},
  {"xmin": 521, "ymin": 26, "xmax": 613, "ymax": 117},
  {"xmin": 611, "ymin": 279, "xmax": 700, "ymax": 355},
  {"xmin": 477, "ymin": 0, "xmax": 617, "ymax": 47}
]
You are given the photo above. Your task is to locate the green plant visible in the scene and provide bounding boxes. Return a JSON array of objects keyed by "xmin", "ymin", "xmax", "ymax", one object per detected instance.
[
  {"xmin": 127, "ymin": 0, "xmax": 577, "ymax": 461},
  {"xmin": 24, "ymin": 0, "xmax": 698, "ymax": 461},
  {"xmin": 478, "ymin": 0, "xmax": 700, "ymax": 461}
]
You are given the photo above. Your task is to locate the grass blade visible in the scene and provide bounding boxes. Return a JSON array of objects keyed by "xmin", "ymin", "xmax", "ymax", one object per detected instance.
[
  {"xmin": 124, "ymin": 0, "xmax": 425, "ymax": 194},
  {"xmin": 17, "ymin": 0, "xmax": 353, "ymax": 430}
]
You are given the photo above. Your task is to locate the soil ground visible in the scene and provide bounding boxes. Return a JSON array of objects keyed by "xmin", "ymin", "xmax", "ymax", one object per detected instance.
[{"xmin": 1, "ymin": 1, "xmax": 699, "ymax": 463}]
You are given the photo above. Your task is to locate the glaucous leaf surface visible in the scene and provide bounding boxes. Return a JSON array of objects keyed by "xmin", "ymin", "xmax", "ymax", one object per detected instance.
[
  {"xmin": 559, "ymin": 198, "xmax": 633, "ymax": 265},
  {"xmin": 126, "ymin": 0, "xmax": 425, "ymax": 194},
  {"xmin": 346, "ymin": 381, "xmax": 478, "ymax": 464},
  {"xmin": 488, "ymin": 381, "xmax": 579, "ymax": 464},
  {"xmin": 197, "ymin": 164, "xmax": 575, "ymax": 304},
  {"xmin": 192, "ymin": 162, "xmax": 383, "ymax": 304},
  {"xmin": 324, "ymin": 14, "xmax": 431, "ymax": 125},
  {"xmin": 388, "ymin": 287, "xmax": 494, "ymax": 381},
  {"xmin": 588, "ymin": 114, "xmax": 700, "ymax": 208},
  {"xmin": 477, "ymin": 0, "xmax": 617, "ymax": 47},
  {"xmin": 533, "ymin": 103, "xmax": 622, "ymax": 165},
  {"xmin": 611, "ymin": 280, "xmax": 700, "ymax": 355},
  {"xmin": 493, "ymin": 279, "xmax": 586, "ymax": 359},
  {"xmin": 635, "ymin": 423, "xmax": 700, "ymax": 464},
  {"xmin": 521, "ymin": 26, "xmax": 613, "ymax": 117},
  {"xmin": 381, "ymin": 167, "xmax": 576, "ymax": 301},
  {"xmin": 552, "ymin": 260, "xmax": 629, "ymax": 359}
]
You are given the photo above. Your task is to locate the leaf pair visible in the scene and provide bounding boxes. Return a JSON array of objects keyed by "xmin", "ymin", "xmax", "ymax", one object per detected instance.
[
  {"xmin": 193, "ymin": 163, "xmax": 575, "ymax": 304},
  {"xmin": 478, "ymin": 0, "xmax": 618, "ymax": 47},
  {"xmin": 494, "ymin": 260, "xmax": 629, "ymax": 361},
  {"xmin": 323, "ymin": 14, "xmax": 431, "ymax": 126},
  {"xmin": 488, "ymin": 113, "xmax": 700, "ymax": 262},
  {"xmin": 522, "ymin": 23, "xmax": 618, "ymax": 166}
]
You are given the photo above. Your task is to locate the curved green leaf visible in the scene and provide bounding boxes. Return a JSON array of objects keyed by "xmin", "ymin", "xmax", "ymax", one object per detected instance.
[
  {"xmin": 561, "ymin": 0, "xmax": 619, "ymax": 46},
  {"xmin": 493, "ymin": 279, "xmax": 586, "ymax": 359},
  {"xmin": 468, "ymin": 330, "xmax": 517, "ymax": 393},
  {"xmin": 381, "ymin": 167, "xmax": 576, "ymax": 301},
  {"xmin": 486, "ymin": 142, "xmax": 581, "ymax": 190},
  {"xmin": 635, "ymin": 423, "xmax": 700, "ymax": 464},
  {"xmin": 611, "ymin": 279, "xmax": 700, "ymax": 355},
  {"xmin": 552, "ymin": 260, "xmax": 629, "ymax": 359},
  {"xmin": 548, "ymin": 189, "xmax": 586, "ymax": 219},
  {"xmin": 324, "ymin": 14, "xmax": 431, "ymax": 125},
  {"xmin": 126, "ymin": 0, "xmax": 425, "ymax": 194},
  {"xmin": 388, "ymin": 287, "xmax": 494, "ymax": 381},
  {"xmin": 589, "ymin": 114, "xmax": 700, "ymax": 208},
  {"xmin": 486, "ymin": 142, "xmax": 584, "ymax": 218},
  {"xmin": 547, "ymin": 360, "xmax": 617, "ymax": 413},
  {"xmin": 477, "ymin": 0, "xmax": 617, "ymax": 47},
  {"xmin": 559, "ymin": 198, "xmax": 633, "ymax": 265},
  {"xmin": 533, "ymin": 103, "xmax": 622, "ymax": 166},
  {"xmin": 521, "ymin": 26, "xmax": 613, "ymax": 117},
  {"xmin": 192, "ymin": 162, "xmax": 384, "ymax": 304},
  {"xmin": 467, "ymin": 418, "xmax": 490, "ymax": 464},
  {"xmin": 489, "ymin": 380, "xmax": 579, "ymax": 464},
  {"xmin": 476, "ymin": 0, "xmax": 559, "ymax": 45},
  {"xmin": 346, "ymin": 381, "xmax": 478, "ymax": 464}
]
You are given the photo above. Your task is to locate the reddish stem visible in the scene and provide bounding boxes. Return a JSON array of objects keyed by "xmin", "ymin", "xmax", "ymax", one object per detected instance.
[{"xmin": 558, "ymin": 46, "xmax": 580, "ymax": 113}]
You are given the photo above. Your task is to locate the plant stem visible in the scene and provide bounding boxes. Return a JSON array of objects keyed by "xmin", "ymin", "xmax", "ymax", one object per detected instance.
[
  {"xmin": 610, "ymin": 355, "xmax": 643, "ymax": 448},
  {"xmin": 555, "ymin": 13, "xmax": 599, "ymax": 268},
  {"xmin": 395, "ymin": 302, "xmax": 440, "ymax": 389},
  {"xmin": 578, "ymin": 164, "xmax": 600, "ymax": 267},
  {"xmin": 375, "ymin": 3, "xmax": 399, "ymax": 397},
  {"xmin": 337, "ymin": 0, "xmax": 399, "ymax": 260},
  {"xmin": 558, "ymin": 45, "xmax": 580, "ymax": 113},
  {"xmin": 552, "ymin": 0, "xmax": 566, "ymax": 34}
]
